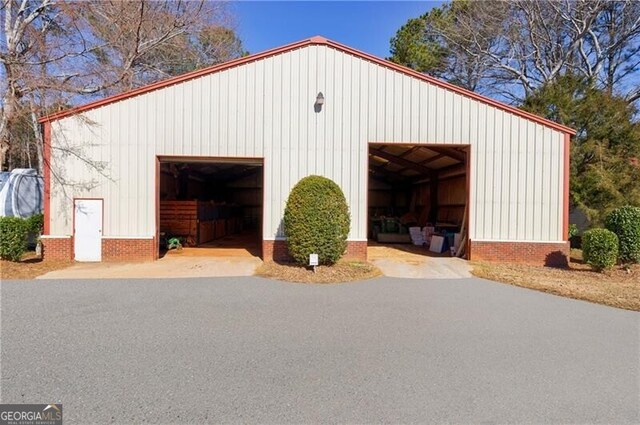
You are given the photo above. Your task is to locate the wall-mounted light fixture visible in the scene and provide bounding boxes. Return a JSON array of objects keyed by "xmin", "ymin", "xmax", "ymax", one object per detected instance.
[{"xmin": 314, "ymin": 92, "xmax": 324, "ymax": 113}]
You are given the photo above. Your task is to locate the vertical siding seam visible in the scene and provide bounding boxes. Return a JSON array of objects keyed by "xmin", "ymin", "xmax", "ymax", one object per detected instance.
[
  {"xmin": 508, "ymin": 115, "xmax": 514, "ymax": 239},
  {"xmin": 435, "ymin": 85, "xmax": 439, "ymax": 140},
  {"xmin": 498, "ymin": 113, "xmax": 504, "ymax": 238},
  {"xmin": 497, "ymin": 114, "xmax": 503, "ymax": 238},
  {"xmin": 238, "ymin": 68, "xmax": 242, "ymax": 156},
  {"xmin": 472, "ymin": 104, "xmax": 477, "ymax": 238},
  {"xmin": 514, "ymin": 118, "xmax": 520, "ymax": 238},
  {"xmin": 526, "ymin": 123, "xmax": 533, "ymax": 240},
  {"xmin": 484, "ymin": 107, "xmax": 490, "ymax": 238},
  {"xmin": 551, "ymin": 135, "xmax": 556, "ymax": 241},
  {"xmin": 285, "ymin": 53, "xmax": 291, "ymax": 211},
  {"xmin": 533, "ymin": 126, "xmax": 539, "ymax": 240},
  {"xmin": 417, "ymin": 80, "xmax": 421, "ymax": 141},
  {"xmin": 505, "ymin": 115, "xmax": 511, "ymax": 239},
  {"xmin": 545, "ymin": 129, "xmax": 551, "ymax": 240},
  {"xmin": 558, "ymin": 134, "xmax": 563, "ymax": 241}
]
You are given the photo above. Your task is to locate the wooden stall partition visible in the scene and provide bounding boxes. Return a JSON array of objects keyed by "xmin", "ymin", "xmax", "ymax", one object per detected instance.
[{"xmin": 160, "ymin": 200, "xmax": 198, "ymax": 243}]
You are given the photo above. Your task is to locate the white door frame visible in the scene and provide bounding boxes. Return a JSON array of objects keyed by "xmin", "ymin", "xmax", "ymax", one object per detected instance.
[{"xmin": 74, "ymin": 198, "xmax": 103, "ymax": 261}]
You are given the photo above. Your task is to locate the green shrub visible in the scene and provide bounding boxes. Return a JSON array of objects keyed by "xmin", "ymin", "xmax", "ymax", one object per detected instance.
[
  {"xmin": 0, "ymin": 216, "xmax": 29, "ymax": 261},
  {"xmin": 568, "ymin": 224, "xmax": 579, "ymax": 240},
  {"xmin": 605, "ymin": 206, "xmax": 640, "ymax": 264},
  {"xmin": 568, "ymin": 223, "xmax": 581, "ymax": 248},
  {"xmin": 26, "ymin": 213, "xmax": 44, "ymax": 235},
  {"xmin": 582, "ymin": 228, "xmax": 619, "ymax": 271},
  {"xmin": 284, "ymin": 175, "xmax": 350, "ymax": 265}
]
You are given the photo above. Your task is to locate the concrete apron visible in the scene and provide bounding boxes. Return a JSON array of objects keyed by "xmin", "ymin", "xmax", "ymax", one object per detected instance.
[
  {"xmin": 37, "ymin": 255, "xmax": 262, "ymax": 280},
  {"xmin": 37, "ymin": 251, "xmax": 471, "ymax": 280},
  {"xmin": 371, "ymin": 256, "xmax": 472, "ymax": 279}
]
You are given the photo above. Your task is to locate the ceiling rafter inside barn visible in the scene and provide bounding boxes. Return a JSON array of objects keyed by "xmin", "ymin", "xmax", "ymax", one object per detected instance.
[{"xmin": 368, "ymin": 145, "xmax": 467, "ymax": 183}]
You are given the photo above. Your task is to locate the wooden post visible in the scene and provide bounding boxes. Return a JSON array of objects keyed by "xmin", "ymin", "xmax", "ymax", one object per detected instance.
[
  {"xmin": 429, "ymin": 171, "xmax": 438, "ymax": 224},
  {"xmin": 455, "ymin": 202, "xmax": 468, "ymax": 257}
]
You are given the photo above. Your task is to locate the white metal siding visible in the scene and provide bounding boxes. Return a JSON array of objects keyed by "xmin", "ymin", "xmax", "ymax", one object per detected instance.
[{"xmin": 49, "ymin": 44, "xmax": 566, "ymax": 243}]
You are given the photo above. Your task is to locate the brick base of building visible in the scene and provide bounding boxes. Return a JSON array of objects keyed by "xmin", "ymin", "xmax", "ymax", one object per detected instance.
[
  {"xmin": 469, "ymin": 240, "xmax": 570, "ymax": 267},
  {"xmin": 41, "ymin": 237, "xmax": 156, "ymax": 262},
  {"xmin": 262, "ymin": 240, "xmax": 368, "ymax": 262},
  {"xmin": 102, "ymin": 238, "xmax": 156, "ymax": 262},
  {"xmin": 40, "ymin": 237, "xmax": 73, "ymax": 261},
  {"xmin": 42, "ymin": 236, "xmax": 567, "ymax": 267},
  {"xmin": 344, "ymin": 241, "xmax": 368, "ymax": 261}
]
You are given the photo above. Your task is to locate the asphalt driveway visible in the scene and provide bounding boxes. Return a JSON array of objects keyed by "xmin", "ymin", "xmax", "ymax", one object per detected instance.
[{"xmin": 1, "ymin": 276, "xmax": 638, "ymax": 424}]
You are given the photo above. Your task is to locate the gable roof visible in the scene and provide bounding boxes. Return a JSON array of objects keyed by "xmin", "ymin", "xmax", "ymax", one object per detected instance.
[{"xmin": 39, "ymin": 35, "xmax": 576, "ymax": 135}]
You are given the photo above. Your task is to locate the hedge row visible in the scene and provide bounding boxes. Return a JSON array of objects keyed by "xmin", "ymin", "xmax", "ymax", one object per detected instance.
[{"xmin": 0, "ymin": 214, "xmax": 43, "ymax": 262}]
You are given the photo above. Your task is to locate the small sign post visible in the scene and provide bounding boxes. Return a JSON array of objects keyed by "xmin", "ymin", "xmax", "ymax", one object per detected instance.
[{"xmin": 309, "ymin": 253, "xmax": 319, "ymax": 273}]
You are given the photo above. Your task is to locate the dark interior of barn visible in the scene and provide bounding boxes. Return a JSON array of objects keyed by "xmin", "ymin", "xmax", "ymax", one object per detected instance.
[
  {"xmin": 368, "ymin": 144, "xmax": 469, "ymax": 257},
  {"xmin": 158, "ymin": 160, "xmax": 262, "ymax": 256}
]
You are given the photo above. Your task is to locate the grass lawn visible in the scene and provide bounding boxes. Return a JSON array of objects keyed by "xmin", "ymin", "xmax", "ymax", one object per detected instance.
[
  {"xmin": 472, "ymin": 249, "xmax": 640, "ymax": 311},
  {"xmin": 1, "ymin": 251, "xmax": 72, "ymax": 280},
  {"xmin": 256, "ymin": 260, "xmax": 382, "ymax": 283}
]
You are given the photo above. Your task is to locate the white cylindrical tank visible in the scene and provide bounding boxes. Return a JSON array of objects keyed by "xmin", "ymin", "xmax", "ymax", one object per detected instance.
[{"xmin": 0, "ymin": 168, "xmax": 44, "ymax": 218}]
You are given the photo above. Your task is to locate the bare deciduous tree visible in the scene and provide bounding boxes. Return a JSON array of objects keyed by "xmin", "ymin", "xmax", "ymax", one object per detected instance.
[
  {"xmin": 74, "ymin": 0, "xmax": 241, "ymax": 94},
  {"xmin": 1, "ymin": 0, "xmax": 54, "ymax": 171},
  {"xmin": 1, "ymin": 0, "xmax": 243, "ymax": 172},
  {"xmin": 391, "ymin": 0, "xmax": 640, "ymax": 103}
]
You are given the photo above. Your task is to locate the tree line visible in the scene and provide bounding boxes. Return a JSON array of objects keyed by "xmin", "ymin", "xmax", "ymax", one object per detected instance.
[
  {"xmin": 389, "ymin": 0, "xmax": 640, "ymax": 225},
  {"xmin": 1, "ymin": 0, "xmax": 245, "ymax": 174}
]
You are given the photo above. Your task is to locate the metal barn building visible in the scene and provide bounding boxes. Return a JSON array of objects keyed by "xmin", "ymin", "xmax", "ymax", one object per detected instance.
[{"xmin": 39, "ymin": 36, "xmax": 575, "ymax": 266}]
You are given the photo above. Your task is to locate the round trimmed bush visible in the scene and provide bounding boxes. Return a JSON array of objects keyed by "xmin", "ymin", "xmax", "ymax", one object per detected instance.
[
  {"xmin": 0, "ymin": 216, "xmax": 29, "ymax": 262},
  {"xmin": 605, "ymin": 206, "xmax": 640, "ymax": 264},
  {"xmin": 284, "ymin": 175, "xmax": 350, "ymax": 265},
  {"xmin": 582, "ymin": 228, "xmax": 619, "ymax": 271}
]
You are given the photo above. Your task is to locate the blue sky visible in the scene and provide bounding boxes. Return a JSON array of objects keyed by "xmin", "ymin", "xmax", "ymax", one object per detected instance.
[{"xmin": 232, "ymin": 1, "xmax": 440, "ymax": 59}]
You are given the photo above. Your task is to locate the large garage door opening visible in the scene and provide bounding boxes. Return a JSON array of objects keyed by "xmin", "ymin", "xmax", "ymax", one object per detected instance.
[
  {"xmin": 368, "ymin": 144, "xmax": 469, "ymax": 260},
  {"xmin": 157, "ymin": 158, "xmax": 263, "ymax": 258}
]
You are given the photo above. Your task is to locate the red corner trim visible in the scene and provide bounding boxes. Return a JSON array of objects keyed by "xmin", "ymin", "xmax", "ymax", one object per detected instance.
[
  {"xmin": 43, "ymin": 121, "xmax": 51, "ymax": 235},
  {"xmin": 38, "ymin": 35, "xmax": 576, "ymax": 135},
  {"xmin": 563, "ymin": 133, "xmax": 570, "ymax": 241}
]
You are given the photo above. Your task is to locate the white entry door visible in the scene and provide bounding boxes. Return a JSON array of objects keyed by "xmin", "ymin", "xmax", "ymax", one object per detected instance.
[{"xmin": 74, "ymin": 199, "xmax": 102, "ymax": 261}]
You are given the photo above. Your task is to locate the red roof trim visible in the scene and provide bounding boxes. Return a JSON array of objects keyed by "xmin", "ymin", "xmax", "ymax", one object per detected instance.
[{"xmin": 39, "ymin": 35, "xmax": 576, "ymax": 135}]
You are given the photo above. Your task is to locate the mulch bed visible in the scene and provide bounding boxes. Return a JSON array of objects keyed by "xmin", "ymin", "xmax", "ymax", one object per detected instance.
[
  {"xmin": 1, "ymin": 251, "xmax": 72, "ymax": 280},
  {"xmin": 256, "ymin": 260, "xmax": 382, "ymax": 284},
  {"xmin": 471, "ymin": 250, "xmax": 640, "ymax": 311}
]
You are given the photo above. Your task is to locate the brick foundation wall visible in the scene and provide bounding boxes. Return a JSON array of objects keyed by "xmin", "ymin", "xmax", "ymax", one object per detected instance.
[
  {"xmin": 41, "ymin": 237, "xmax": 73, "ymax": 261},
  {"xmin": 344, "ymin": 241, "xmax": 368, "ymax": 261},
  {"xmin": 102, "ymin": 238, "xmax": 156, "ymax": 262},
  {"xmin": 42, "ymin": 237, "xmax": 156, "ymax": 262},
  {"xmin": 262, "ymin": 240, "xmax": 368, "ymax": 262},
  {"xmin": 262, "ymin": 240, "xmax": 289, "ymax": 262},
  {"xmin": 469, "ymin": 240, "xmax": 570, "ymax": 267}
]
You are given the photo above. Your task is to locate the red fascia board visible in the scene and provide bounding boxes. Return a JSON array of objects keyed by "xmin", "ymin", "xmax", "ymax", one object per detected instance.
[{"xmin": 38, "ymin": 35, "xmax": 576, "ymax": 136}]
